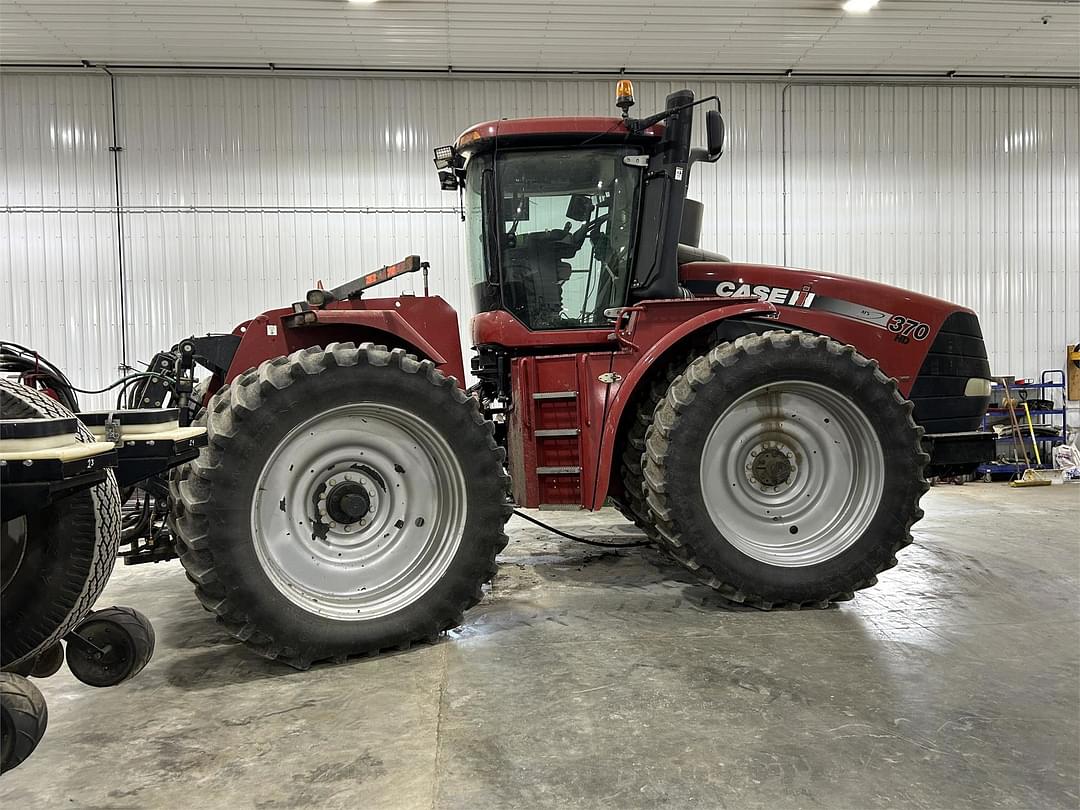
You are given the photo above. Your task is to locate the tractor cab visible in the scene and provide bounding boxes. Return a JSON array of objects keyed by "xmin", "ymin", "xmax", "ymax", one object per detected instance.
[
  {"xmin": 467, "ymin": 144, "xmax": 642, "ymax": 330},
  {"xmin": 435, "ymin": 83, "xmax": 726, "ymax": 334}
]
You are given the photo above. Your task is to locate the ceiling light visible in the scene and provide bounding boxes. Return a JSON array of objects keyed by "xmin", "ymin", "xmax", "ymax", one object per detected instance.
[
  {"xmin": 347, "ymin": 0, "xmax": 379, "ymax": 5},
  {"xmin": 842, "ymin": 0, "xmax": 880, "ymax": 12}
]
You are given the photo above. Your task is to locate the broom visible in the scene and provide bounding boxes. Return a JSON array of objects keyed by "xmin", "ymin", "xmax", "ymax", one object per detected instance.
[{"xmin": 1002, "ymin": 379, "xmax": 1052, "ymax": 487}]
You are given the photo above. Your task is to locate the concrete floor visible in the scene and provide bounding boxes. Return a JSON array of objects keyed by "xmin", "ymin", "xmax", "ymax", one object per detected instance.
[{"xmin": 1, "ymin": 483, "xmax": 1077, "ymax": 809}]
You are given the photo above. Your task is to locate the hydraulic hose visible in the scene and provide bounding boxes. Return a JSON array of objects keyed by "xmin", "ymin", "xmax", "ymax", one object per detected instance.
[{"xmin": 511, "ymin": 509, "xmax": 650, "ymax": 549}]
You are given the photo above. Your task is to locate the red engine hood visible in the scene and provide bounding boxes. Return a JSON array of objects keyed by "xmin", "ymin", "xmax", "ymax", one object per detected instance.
[
  {"xmin": 680, "ymin": 262, "xmax": 968, "ymax": 321},
  {"xmin": 679, "ymin": 262, "xmax": 976, "ymax": 395}
]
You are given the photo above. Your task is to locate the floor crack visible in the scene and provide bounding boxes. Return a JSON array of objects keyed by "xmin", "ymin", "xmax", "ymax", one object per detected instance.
[{"xmin": 429, "ymin": 644, "xmax": 450, "ymax": 810}]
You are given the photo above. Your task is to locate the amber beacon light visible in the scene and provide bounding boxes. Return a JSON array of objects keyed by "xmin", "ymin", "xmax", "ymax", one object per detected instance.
[{"xmin": 616, "ymin": 79, "xmax": 636, "ymax": 115}]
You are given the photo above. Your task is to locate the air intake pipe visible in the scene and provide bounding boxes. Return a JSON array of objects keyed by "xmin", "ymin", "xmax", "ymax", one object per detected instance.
[{"xmin": 629, "ymin": 89, "xmax": 696, "ymax": 302}]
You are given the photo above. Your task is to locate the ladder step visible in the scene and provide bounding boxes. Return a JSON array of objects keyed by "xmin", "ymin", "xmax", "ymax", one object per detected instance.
[
  {"xmin": 533, "ymin": 391, "xmax": 578, "ymax": 400},
  {"xmin": 536, "ymin": 466, "xmax": 582, "ymax": 475},
  {"xmin": 535, "ymin": 429, "xmax": 580, "ymax": 437}
]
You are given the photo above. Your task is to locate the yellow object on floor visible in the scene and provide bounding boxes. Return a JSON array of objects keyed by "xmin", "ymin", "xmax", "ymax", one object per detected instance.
[{"xmin": 1010, "ymin": 469, "xmax": 1052, "ymax": 488}]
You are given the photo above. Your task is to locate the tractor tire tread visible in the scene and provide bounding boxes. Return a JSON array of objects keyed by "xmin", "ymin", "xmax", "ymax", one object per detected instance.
[
  {"xmin": 169, "ymin": 343, "xmax": 510, "ymax": 669},
  {"xmin": 617, "ymin": 347, "xmax": 713, "ymax": 540},
  {"xmin": 643, "ymin": 330, "xmax": 930, "ymax": 610}
]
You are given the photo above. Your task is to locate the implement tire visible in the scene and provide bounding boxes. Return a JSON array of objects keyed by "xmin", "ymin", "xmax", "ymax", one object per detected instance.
[
  {"xmin": 0, "ymin": 673, "xmax": 48, "ymax": 772},
  {"xmin": 0, "ymin": 381, "xmax": 120, "ymax": 670},
  {"xmin": 643, "ymin": 331, "xmax": 929, "ymax": 608},
  {"xmin": 170, "ymin": 343, "xmax": 511, "ymax": 669}
]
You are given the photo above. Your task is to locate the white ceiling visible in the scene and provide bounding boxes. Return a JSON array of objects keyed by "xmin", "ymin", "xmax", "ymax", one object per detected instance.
[{"xmin": 1, "ymin": 0, "xmax": 1077, "ymax": 77}]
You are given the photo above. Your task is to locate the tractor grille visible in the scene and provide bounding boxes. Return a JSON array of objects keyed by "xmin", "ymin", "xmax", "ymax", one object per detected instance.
[{"xmin": 910, "ymin": 311, "xmax": 992, "ymax": 434}]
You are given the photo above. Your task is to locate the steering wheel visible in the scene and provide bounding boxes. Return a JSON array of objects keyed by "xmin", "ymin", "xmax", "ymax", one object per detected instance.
[{"xmin": 571, "ymin": 213, "xmax": 610, "ymax": 248}]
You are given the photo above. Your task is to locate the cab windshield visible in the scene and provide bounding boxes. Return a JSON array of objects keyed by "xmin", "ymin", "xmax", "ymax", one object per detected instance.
[{"xmin": 470, "ymin": 147, "xmax": 641, "ymax": 330}]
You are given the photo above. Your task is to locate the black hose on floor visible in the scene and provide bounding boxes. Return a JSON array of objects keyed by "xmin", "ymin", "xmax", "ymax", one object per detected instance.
[{"xmin": 511, "ymin": 509, "xmax": 651, "ymax": 549}]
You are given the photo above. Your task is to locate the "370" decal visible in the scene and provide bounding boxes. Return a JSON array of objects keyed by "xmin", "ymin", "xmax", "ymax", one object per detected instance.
[{"xmin": 887, "ymin": 315, "xmax": 931, "ymax": 343}]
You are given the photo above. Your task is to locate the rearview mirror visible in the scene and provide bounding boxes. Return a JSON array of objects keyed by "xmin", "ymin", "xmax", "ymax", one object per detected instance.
[
  {"xmin": 706, "ymin": 110, "xmax": 725, "ymax": 158},
  {"xmin": 438, "ymin": 170, "xmax": 459, "ymax": 191}
]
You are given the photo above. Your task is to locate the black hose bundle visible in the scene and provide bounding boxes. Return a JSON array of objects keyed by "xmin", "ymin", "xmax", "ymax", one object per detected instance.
[
  {"xmin": 0, "ymin": 341, "xmax": 81, "ymax": 411},
  {"xmin": 0, "ymin": 341, "xmax": 173, "ymax": 412}
]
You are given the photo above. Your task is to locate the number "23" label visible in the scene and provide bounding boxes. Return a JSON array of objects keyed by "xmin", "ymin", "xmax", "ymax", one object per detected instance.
[{"xmin": 887, "ymin": 315, "xmax": 931, "ymax": 343}]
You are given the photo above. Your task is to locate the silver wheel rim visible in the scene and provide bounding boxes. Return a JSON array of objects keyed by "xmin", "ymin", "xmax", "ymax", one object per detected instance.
[
  {"xmin": 699, "ymin": 380, "xmax": 885, "ymax": 567},
  {"xmin": 251, "ymin": 403, "xmax": 467, "ymax": 620}
]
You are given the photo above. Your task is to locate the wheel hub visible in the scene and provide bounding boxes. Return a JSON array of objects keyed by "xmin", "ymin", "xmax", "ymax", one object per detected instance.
[
  {"xmin": 312, "ymin": 469, "xmax": 382, "ymax": 535},
  {"xmin": 748, "ymin": 444, "xmax": 795, "ymax": 489},
  {"xmin": 324, "ymin": 481, "xmax": 371, "ymax": 524}
]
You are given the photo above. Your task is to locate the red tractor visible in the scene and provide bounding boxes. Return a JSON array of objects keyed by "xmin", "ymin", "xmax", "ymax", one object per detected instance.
[{"xmin": 156, "ymin": 84, "xmax": 992, "ymax": 668}]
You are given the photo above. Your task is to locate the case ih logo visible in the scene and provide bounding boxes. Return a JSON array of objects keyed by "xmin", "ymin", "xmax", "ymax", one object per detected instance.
[{"xmin": 714, "ymin": 281, "xmax": 816, "ymax": 308}]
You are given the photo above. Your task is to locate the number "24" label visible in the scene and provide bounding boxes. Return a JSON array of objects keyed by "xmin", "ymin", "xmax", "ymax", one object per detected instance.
[{"xmin": 887, "ymin": 315, "xmax": 931, "ymax": 343}]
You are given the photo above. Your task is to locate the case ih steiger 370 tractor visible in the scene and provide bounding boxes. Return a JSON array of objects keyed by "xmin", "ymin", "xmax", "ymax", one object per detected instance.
[{"xmin": 130, "ymin": 84, "xmax": 990, "ymax": 668}]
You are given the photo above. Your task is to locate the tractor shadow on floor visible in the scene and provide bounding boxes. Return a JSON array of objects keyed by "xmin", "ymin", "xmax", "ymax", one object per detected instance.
[
  {"xmin": 155, "ymin": 532, "xmax": 849, "ymax": 690},
  {"xmin": 158, "ymin": 626, "xmax": 431, "ymax": 692},
  {"xmin": 153, "ymin": 589, "xmax": 431, "ymax": 690},
  {"xmin": 509, "ymin": 537, "xmax": 793, "ymax": 613}
]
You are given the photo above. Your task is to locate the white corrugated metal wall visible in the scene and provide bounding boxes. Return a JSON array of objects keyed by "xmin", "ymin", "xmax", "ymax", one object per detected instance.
[
  {"xmin": 788, "ymin": 84, "xmax": 1079, "ymax": 386},
  {"xmin": 1, "ymin": 73, "xmax": 122, "ymax": 393},
  {"xmin": 2, "ymin": 72, "xmax": 1077, "ymax": 406}
]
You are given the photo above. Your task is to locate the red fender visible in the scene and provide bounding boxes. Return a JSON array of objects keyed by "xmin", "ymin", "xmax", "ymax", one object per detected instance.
[
  {"xmin": 222, "ymin": 295, "xmax": 466, "ymax": 386},
  {"xmin": 590, "ymin": 299, "xmax": 776, "ymax": 509}
]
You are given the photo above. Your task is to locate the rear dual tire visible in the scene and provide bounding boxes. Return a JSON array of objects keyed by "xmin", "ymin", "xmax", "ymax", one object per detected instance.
[
  {"xmin": 170, "ymin": 343, "xmax": 511, "ymax": 669},
  {"xmin": 643, "ymin": 331, "xmax": 929, "ymax": 607}
]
